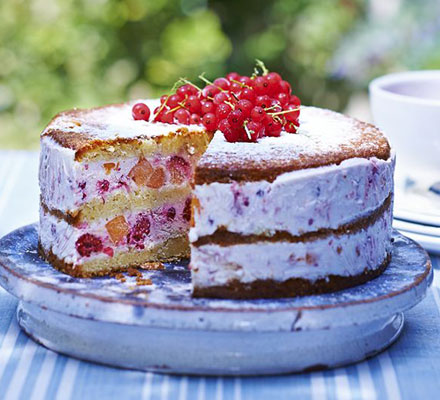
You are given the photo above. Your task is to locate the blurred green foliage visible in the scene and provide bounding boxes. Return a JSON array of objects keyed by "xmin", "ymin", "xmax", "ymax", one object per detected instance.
[
  {"xmin": 0, "ymin": 0, "xmax": 363, "ymax": 149},
  {"xmin": 1, "ymin": 0, "xmax": 439, "ymax": 149}
]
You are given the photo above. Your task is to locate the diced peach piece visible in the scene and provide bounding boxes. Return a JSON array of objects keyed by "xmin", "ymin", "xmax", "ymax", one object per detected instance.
[
  {"xmin": 147, "ymin": 167, "xmax": 165, "ymax": 189},
  {"xmin": 103, "ymin": 162, "xmax": 116, "ymax": 175},
  {"xmin": 128, "ymin": 158, "xmax": 153, "ymax": 186},
  {"xmin": 106, "ymin": 215, "xmax": 130, "ymax": 244}
]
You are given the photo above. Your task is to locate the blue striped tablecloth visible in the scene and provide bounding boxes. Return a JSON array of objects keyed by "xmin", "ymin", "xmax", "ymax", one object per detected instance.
[{"xmin": 0, "ymin": 150, "xmax": 439, "ymax": 400}]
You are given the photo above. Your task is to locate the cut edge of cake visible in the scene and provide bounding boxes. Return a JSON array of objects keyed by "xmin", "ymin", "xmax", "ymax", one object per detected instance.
[
  {"xmin": 39, "ymin": 100, "xmax": 213, "ymax": 278},
  {"xmin": 39, "ymin": 101, "xmax": 395, "ymax": 299}
]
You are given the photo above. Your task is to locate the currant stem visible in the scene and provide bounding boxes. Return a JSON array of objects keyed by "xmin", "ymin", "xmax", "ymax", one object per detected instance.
[
  {"xmin": 264, "ymin": 105, "xmax": 278, "ymax": 112},
  {"xmin": 243, "ymin": 120, "xmax": 252, "ymax": 140},
  {"xmin": 154, "ymin": 80, "xmax": 182, "ymax": 118},
  {"xmin": 269, "ymin": 107, "xmax": 300, "ymax": 117},
  {"xmin": 166, "ymin": 105, "xmax": 182, "ymax": 114},
  {"xmin": 198, "ymin": 73, "xmax": 214, "ymax": 86},
  {"xmin": 230, "ymin": 92, "xmax": 240, "ymax": 102},
  {"xmin": 154, "ymin": 77, "xmax": 200, "ymax": 118},
  {"xmin": 180, "ymin": 78, "xmax": 202, "ymax": 92},
  {"xmin": 199, "ymin": 72, "xmax": 227, "ymax": 92},
  {"xmin": 255, "ymin": 59, "xmax": 269, "ymax": 76},
  {"xmin": 154, "ymin": 101, "xmax": 167, "ymax": 119},
  {"xmin": 231, "ymin": 79, "xmax": 251, "ymax": 89}
]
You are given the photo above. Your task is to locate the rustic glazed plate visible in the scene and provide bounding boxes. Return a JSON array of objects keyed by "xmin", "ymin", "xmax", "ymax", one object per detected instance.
[{"xmin": 0, "ymin": 225, "xmax": 432, "ymax": 375}]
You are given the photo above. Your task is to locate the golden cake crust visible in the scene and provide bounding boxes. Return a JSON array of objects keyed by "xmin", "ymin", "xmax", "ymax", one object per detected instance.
[
  {"xmin": 41, "ymin": 101, "xmax": 213, "ymax": 161},
  {"xmin": 192, "ymin": 254, "xmax": 390, "ymax": 299},
  {"xmin": 195, "ymin": 107, "xmax": 391, "ymax": 184},
  {"xmin": 38, "ymin": 236, "xmax": 189, "ymax": 278}
]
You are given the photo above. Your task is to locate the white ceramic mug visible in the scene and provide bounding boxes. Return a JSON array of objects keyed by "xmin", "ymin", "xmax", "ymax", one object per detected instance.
[{"xmin": 369, "ymin": 70, "xmax": 440, "ymax": 185}]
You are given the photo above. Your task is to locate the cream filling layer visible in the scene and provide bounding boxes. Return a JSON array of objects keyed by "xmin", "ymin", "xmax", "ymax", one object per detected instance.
[
  {"xmin": 190, "ymin": 205, "xmax": 392, "ymax": 287},
  {"xmin": 190, "ymin": 155, "xmax": 395, "ymax": 241},
  {"xmin": 39, "ymin": 199, "xmax": 189, "ymax": 265},
  {"xmin": 39, "ymin": 136, "xmax": 193, "ymax": 213}
]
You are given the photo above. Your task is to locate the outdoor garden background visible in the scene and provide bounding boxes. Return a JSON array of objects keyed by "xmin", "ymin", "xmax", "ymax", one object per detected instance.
[{"xmin": 1, "ymin": 0, "xmax": 440, "ymax": 149}]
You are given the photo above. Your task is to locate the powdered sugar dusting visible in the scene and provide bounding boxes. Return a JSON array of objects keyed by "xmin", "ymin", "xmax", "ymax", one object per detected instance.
[
  {"xmin": 42, "ymin": 101, "xmax": 388, "ymax": 173},
  {"xmin": 42, "ymin": 99, "xmax": 203, "ymax": 141},
  {"xmin": 199, "ymin": 106, "xmax": 389, "ymax": 168}
]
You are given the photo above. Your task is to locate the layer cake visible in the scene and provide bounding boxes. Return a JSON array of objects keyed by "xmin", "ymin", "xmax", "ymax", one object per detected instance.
[{"xmin": 39, "ymin": 100, "xmax": 394, "ymax": 298}]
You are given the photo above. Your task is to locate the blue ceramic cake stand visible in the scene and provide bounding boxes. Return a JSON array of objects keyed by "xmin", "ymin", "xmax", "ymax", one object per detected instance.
[{"xmin": 0, "ymin": 225, "xmax": 432, "ymax": 375}]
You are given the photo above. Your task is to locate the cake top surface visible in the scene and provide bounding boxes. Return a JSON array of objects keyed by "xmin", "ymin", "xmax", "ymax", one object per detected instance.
[
  {"xmin": 41, "ymin": 100, "xmax": 390, "ymax": 181},
  {"xmin": 195, "ymin": 106, "xmax": 391, "ymax": 184},
  {"xmin": 41, "ymin": 99, "xmax": 203, "ymax": 150}
]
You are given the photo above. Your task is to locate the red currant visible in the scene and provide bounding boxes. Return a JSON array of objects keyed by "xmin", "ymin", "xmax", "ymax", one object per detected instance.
[
  {"xmin": 132, "ymin": 103, "xmax": 151, "ymax": 121},
  {"xmin": 266, "ymin": 119, "xmax": 283, "ymax": 137},
  {"xmin": 153, "ymin": 107, "xmax": 167, "ymax": 122},
  {"xmin": 213, "ymin": 91, "xmax": 230, "ymax": 105},
  {"xmin": 214, "ymin": 77, "xmax": 231, "ymax": 90},
  {"xmin": 185, "ymin": 95, "xmax": 201, "ymax": 114},
  {"xmin": 174, "ymin": 108, "xmax": 190, "ymax": 124},
  {"xmin": 266, "ymin": 82, "xmax": 280, "ymax": 96},
  {"xmin": 201, "ymin": 100, "xmax": 215, "ymax": 115},
  {"xmin": 266, "ymin": 72, "xmax": 282, "ymax": 84},
  {"xmin": 262, "ymin": 113, "xmax": 272, "ymax": 127},
  {"xmin": 246, "ymin": 121, "xmax": 263, "ymax": 141},
  {"xmin": 276, "ymin": 92, "xmax": 289, "ymax": 106},
  {"xmin": 202, "ymin": 84, "xmax": 220, "ymax": 98},
  {"xmin": 254, "ymin": 76, "xmax": 270, "ymax": 95},
  {"xmin": 216, "ymin": 103, "xmax": 232, "ymax": 120},
  {"xmin": 160, "ymin": 110, "xmax": 174, "ymax": 124},
  {"xmin": 239, "ymin": 76, "xmax": 253, "ymax": 87},
  {"xmin": 177, "ymin": 84, "xmax": 193, "ymax": 98},
  {"xmin": 150, "ymin": 66, "xmax": 300, "ymax": 139},
  {"xmin": 188, "ymin": 84, "xmax": 199, "ymax": 95},
  {"xmin": 190, "ymin": 113, "xmax": 201, "ymax": 125},
  {"xmin": 236, "ymin": 100, "xmax": 253, "ymax": 118},
  {"xmin": 240, "ymin": 88, "xmax": 256, "ymax": 102},
  {"xmin": 289, "ymin": 95, "xmax": 301, "ymax": 107},
  {"xmin": 202, "ymin": 113, "xmax": 217, "ymax": 130},
  {"xmin": 224, "ymin": 128, "xmax": 242, "ymax": 142},
  {"xmin": 226, "ymin": 72, "xmax": 240, "ymax": 81},
  {"xmin": 270, "ymin": 99, "xmax": 283, "ymax": 112},
  {"xmin": 284, "ymin": 121, "xmax": 298, "ymax": 133},
  {"xmin": 218, "ymin": 118, "xmax": 232, "ymax": 134},
  {"xmin": 250, "ymin": 106, "xmax": 266, "ymax": 122},
  {"xmin": 284, "ymin": 103, "xmax": 300, "ymax": 122},
  {"xmin": 279, "ymin": 80, "xmax": 292, "ymax": 95},
  {"xmin": 230, "ymin": 82, "xmax": 242, "ymax": 94},
  {"xmin": 167, "ymin": 94, "xmax": 182, "ymax": 109},
  {"xmin": 255, "ymin": 95, "xmax": 271, "ymax": 109},
  {"xmin": 228, "ymin": 110, "xmax": 244, "ymax": 127}
]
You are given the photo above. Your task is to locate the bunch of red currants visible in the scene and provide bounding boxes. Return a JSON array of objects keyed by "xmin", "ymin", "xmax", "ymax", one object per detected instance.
[{"xmin": 132, "ymin": 64, "xmax": 301, "ymax": 143}]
